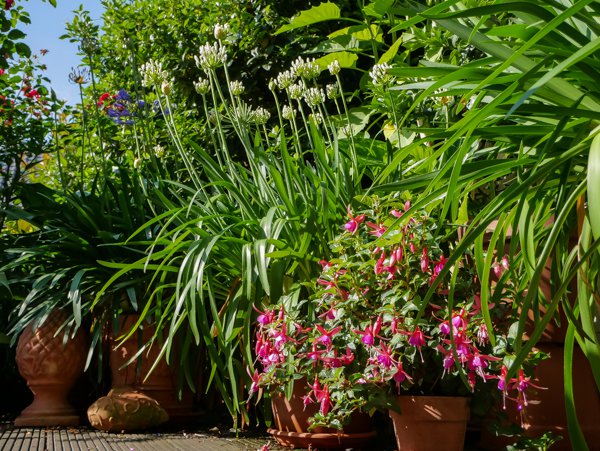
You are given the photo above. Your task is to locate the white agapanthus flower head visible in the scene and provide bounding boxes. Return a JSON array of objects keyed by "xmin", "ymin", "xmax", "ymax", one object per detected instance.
[
  {"xmin": 369, "ymin": 62, "xmax": 393, "ymax": 86},
  {"xmin": 326, "ymin": 83, "xmax": 339, "ymax": 100},
  {"xmin": 194, "ymin": 78, "xmax": 210, "ymax": 95},
  {"xmin": 287, "ymin": 82, "xmax": 305, "ymax": 100},
  {"xmin": 303, "ymin": 87, "xmax": 325, "ymax": 107},
  {"xmin": 195, "ymin": 42, "xmax": 227, "ymax": 71},
  {"xmin": 291, "ymin": 56, "xmax": 320, "ymax": 80},
  {"xmin": 310, "ymin": 112, "xmax": 323, "ymax": 125},
  {"xmin": 251, "ymin": 107, "xmax": 271, "ymax": 125},
  {"xmin": 328, "ymin": 60, "xmax": 341, "ymax": 76},
  {"xmin": 229, "ymin": 80, "xmax": 245, "ymax": 96},
  {"xmin": 140, "ymin": 60, "xmax": 168, "ymax": 88},
  {"xmin": 154, "ymin": 144, "xmax": 166, "ymax": 158},
  {"xmin": 282, "ymin": 105, "xmax": 296, "ymax": 121},
  {"xmin": 276, "ymin": 70, "xmax": 296, "ymax": 90}
]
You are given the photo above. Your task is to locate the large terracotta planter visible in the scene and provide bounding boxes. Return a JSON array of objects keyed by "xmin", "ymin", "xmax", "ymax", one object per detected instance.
[
  {"xmin": 109, "ymin": 314, "xmax": 197, "ymax": 424},
  {"xmin": 267, "ymin": 381, "xmax": 377, "ymax": 449},
  {"xmin": 14, "ymin": 309, "xmax": 87, "ymax": 426},
  {"xmin": 389, "ymin": 395, "xmax": 469, "ymax": 451}
]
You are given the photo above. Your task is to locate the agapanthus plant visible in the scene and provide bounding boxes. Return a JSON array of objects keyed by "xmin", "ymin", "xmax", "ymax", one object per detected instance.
[{"xmin": 250, "ymin": 196, "xmax": 543, "ymax": 430}]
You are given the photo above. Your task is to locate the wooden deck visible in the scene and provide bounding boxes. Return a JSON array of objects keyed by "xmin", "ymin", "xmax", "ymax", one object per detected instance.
[{"xmin": 0, "ymin": 427, "xmax": 281, "ymax": 451}]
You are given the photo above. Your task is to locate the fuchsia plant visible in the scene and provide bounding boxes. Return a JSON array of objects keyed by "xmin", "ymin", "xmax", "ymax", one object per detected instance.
[{"xmin": 250, "ymin": 197, "xmax": 543, "ymax": 430}]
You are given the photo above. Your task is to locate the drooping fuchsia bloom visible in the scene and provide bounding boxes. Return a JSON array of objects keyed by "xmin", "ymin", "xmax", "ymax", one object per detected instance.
[
  {"xmin": 512, "ymin": 368, "xmax": 544, "ymax": 412},
  {"xmin": 308, "ymin": 377, "xmax": 333, "ymax": 415},
  {"xmin": 408, "ymin": 326, "xmax": 427, "ymax": 362},
  {"xmin": 467, "ymin": 349, "xmax": 500, "ymax": 380},
  {"xmin": 247, "ymin": 367, "xmax": 262, "ymax": 396},
  {"xmin": 497, "ymin": 365, "xmax": 509, "ymax": 409},
  {"xmin": 254, "ymin": 305, "xmax": 276, "ymax": 326},
  {"xmin": 376, "ymin": 342, "xmax": 395, "ymax": 369},
  {"xmin": 392, "ymin": 361, "xmax": 413, "ymax": 389},
  {"xmin": 344, "ymin": 206, "xmax": 365, "ymax": 234},
  {"xmin": 355, "ymin": 316, "xmax": 382, "ymax": 346},
  {"xmin": 367, "ymin": 221, "xmax": 387, "ymax": 237},
  {"xmin": 315, "ymin": 325, "xmax": 342, "ymax": 349}
]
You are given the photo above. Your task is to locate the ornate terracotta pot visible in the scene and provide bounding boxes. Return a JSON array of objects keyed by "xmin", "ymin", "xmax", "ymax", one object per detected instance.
[
  {"xmin": 389, "ymin": 395, "xmax": 469, "ymax": 451},
  {"xmin": 109, "ymin": 314, "xmax": 196, "ymax": 424},
  {"xmin": 267, "ymin": 380, "xmax": 377, "ymax": 449},
  {"xmin": 15, "ymin": 309, "xmax": 87, "ymax": 426}
]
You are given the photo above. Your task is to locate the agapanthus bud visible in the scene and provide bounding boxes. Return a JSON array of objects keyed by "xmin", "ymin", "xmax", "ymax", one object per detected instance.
[
  {"xmin": 213, "ymin": 23, "xmax": 229, "ymax": 41},
  {"xmin": 161, "ymin": 81, "xmax": 172, "ymax": 96}
]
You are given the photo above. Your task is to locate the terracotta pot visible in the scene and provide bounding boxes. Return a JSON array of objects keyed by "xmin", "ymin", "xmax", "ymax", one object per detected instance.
[
  {"xmin": 267, "ymin": 381, "xmax": 377, "ymax": 449},
  {"xmin": 14, "ymin": 309, "xmax": 87, "ymax": 426},
  {"xmin": 389, "ymin": 395, "xmax": 469, "ymax": 451},
  {"xmin": 109, "ymin": 314, "xmax": 197, "ymax": 424}
]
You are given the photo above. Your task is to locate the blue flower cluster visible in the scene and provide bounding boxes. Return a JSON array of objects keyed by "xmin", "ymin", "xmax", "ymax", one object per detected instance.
[{"xmin": 105, "ymin": 89, "xmax": 170, "ymax": 125}]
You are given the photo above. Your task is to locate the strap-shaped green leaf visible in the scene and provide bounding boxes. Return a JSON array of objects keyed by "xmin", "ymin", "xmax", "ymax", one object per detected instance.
[
  {"xmin": 588, "ymin": 132, "xmax": 600, "ymax": 243},
  {"xmin": 274, "ymin": 2, "xmax": 341, "ymax": 35}
]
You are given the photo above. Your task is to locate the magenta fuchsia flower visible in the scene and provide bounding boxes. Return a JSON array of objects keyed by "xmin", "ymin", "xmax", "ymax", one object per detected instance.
[
  {"xmin": 355, "ymin": 316, "xmax": 382, "ymax": 346},
  {"xmin": 367, "ymin": 221, "xmax": 387, "ymax": 237},
  {"xmin": 344, "ymin": 206, "xmax": 365, "ymax": 234},
  {"xmin": 315, "ymin": 325, "xmax": 342, "ymax": 349},
  {"xmin": 5, "ymin": 0, "xmax": 14, "ymax": 10},
  {"xmin": 392, "ymin": 361, "xmax": 413, "ymax": 388}
]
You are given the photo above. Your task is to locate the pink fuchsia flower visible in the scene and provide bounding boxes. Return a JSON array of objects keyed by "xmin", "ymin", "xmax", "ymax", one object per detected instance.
[
  {"xmin": 315, "ymin": 324, "xmax": 342, "ymax": 349},
  {"xmin": 390, "ymin": 209, "xmax": 402, "ymax": 218},
  {"xmin": 367, "ymin": 221, "xmax": 387, "ymax": 237},
  {"xmin": 376, "ymin": 342, "xmax": 395, "ymax": 369},
  {"xmin": 254, "ymin": 305, "xmax": 276, "ymax": 326},
  {"xmin": 497, "ymin": 365, "xmax": 509, "ymax": 409},
  {"xmin": 246, "ymin": 367, "xmax": 262, "ymax": 396},
  {"xmin": 392, "ymin": 361, "xmax": 413, "ymax": 388},
  {"xmin": 408, "ymin": 326, "xmax": 427, "ymax": 362},
  {"xmin": 344, "ymin": 206, "xmax": 365, "ymax": 234},
  {"xmin": 355, "ymin": 316, "xmax": 382, "ymax": 346}
]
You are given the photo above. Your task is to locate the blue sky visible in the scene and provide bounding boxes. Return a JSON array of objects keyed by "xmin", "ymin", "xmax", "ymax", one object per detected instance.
[{"xmin": 23, "ymin": 0, "xmax": 103, "ymax": 105}]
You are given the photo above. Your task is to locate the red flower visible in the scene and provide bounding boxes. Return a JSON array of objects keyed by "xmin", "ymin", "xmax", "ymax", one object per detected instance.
[
  {"xmin": 5, "ymin": 0, "xmax": 14, "ymax": 10},
  {"xmin": 97, "ymin": 92, "xmax": 111, "ymax": 106}
]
